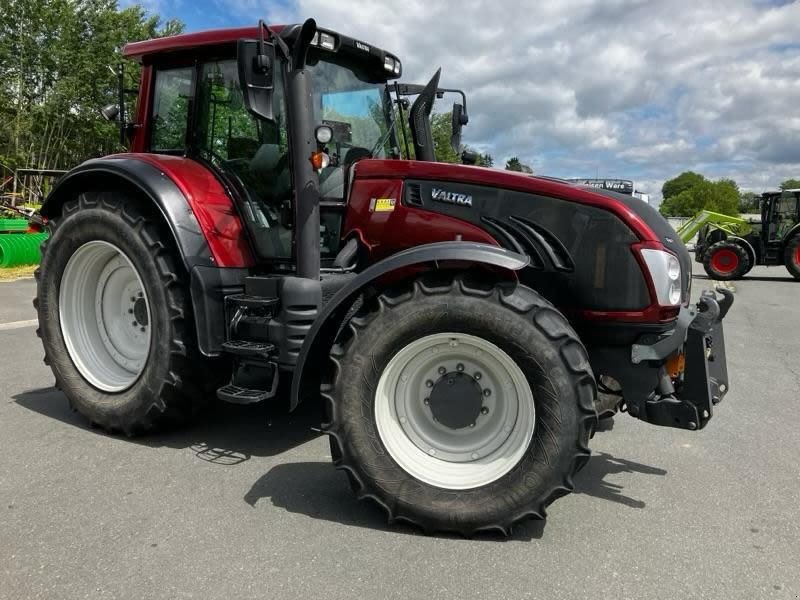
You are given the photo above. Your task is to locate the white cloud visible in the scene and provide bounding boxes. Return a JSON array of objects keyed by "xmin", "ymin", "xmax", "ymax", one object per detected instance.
[{"xmin": 217, "ymin": 0, "xmax": 800, "ymax": 201}]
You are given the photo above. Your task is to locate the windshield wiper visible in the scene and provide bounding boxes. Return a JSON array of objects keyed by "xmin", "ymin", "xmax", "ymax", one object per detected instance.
[{"xmin": 369, "ymin": 109, "xmax": 398, "ymax": 158}]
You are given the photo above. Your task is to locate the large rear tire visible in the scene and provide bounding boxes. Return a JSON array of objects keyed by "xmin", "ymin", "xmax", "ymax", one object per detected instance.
[
  {"xmin": 35, "ymin": 191, "xmax": 204, "ymax": 434},
  {"xmin": 703, "ymin": 241, "xmax": 749, "ymax": 281},
  {"xmin": 784, "ymin": 235, "xmax": 800, "ymax": 281},
  {"xmin": 323, "ymin": 274, "xmax": 596, "ymax": 535}
]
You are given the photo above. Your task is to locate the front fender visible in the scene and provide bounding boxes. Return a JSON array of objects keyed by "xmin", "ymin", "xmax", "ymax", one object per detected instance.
[{"xmin": 289, "ymin": 241, "xmax": 529, "ymax": 410}]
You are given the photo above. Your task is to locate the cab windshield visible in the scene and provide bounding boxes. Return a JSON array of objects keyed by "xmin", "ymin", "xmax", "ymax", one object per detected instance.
[{"xmin": 309, "ymin": 55, "xmax": 394, "ymax": 200}]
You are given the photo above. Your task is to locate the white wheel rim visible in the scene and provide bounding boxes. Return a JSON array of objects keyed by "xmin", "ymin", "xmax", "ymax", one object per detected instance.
[
  {"xmin": 375, "ymin": 332, "xmax": 535, "ymax": 490},
  {"xmin": 59, "ymin": 241, "xmax": 151, "ymax": 392}
]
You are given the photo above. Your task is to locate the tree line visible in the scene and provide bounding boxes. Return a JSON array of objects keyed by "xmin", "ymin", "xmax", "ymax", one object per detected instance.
[
  {"xmin": 0, "ymin": 0, "xmax": 534, "ymax": 181},
  {"xmin": 0, "ymin": 0, "xmax": 181, "ymax": 178},
  {"xmin": 659, "ymin": 172, "xmax": 800, "ymax": 217}
]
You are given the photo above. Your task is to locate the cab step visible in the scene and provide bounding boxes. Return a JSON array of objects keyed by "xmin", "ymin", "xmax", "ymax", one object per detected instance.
[
  {"xmin": 216, "ymin": 383, "xmax": 273, "ymax": 405},
  {"xmin": 221, "ymin": 340, "xmax": 276, "ymax": 359},
  {"xmin": 226, "ymin": 293, "xmax": 280, "ymax": 311}
]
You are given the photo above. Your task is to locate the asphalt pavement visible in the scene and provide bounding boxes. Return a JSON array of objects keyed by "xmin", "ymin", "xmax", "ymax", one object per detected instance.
[{"xmin": 1, "ymin": 264, "xmax": 798, "ymax": 600}]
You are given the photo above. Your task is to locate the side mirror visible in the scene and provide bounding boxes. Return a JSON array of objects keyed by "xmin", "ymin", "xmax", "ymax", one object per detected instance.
[
  {"xmin": 237, "ymin": 39, "xmax": 276, "ymax": 122},
  {"xmin": 450, "ymin": 102, "xmax": 467, "ymax": 153},
  {"xmin": 461, "ymin": 149, "xmax": 478, "ymax": 165},
  {"xmin": 100, "ymin": 104, "xmax": 120, "ymax": 122}
]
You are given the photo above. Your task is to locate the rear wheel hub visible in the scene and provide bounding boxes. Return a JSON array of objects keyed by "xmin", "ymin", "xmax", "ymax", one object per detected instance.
[{"xmin": 59, "ymin": 241, "xmax": 151, "ymax": 392}]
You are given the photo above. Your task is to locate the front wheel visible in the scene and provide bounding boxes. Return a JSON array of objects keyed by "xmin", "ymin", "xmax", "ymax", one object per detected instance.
[
  {"xmin": 703, "ymin": 241, "xmax": 750, "ymax": 280},
  {"xmin": 323, "ymin": 274, "xmax": 596, "ymax": 535}
]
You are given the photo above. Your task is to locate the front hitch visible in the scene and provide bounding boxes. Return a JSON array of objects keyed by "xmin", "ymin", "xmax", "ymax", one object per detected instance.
[{"xmin": 626, "ymin": 288, "xmax": 733, "ymax": 430}]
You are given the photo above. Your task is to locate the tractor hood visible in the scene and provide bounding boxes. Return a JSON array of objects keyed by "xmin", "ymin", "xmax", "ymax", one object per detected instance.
[
  {"xmin": 353, "ymin": 158, "xmax": 692, "ymax": 313},
  {"xmin": 353, "ymin": 159, "xmax": 673, "ymax": 245}
]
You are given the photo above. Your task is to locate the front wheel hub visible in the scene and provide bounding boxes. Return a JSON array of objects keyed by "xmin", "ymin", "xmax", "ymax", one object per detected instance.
[
  {"xmin": 428, "ymin": 371, "xmax": 483, "ymax": 429},
  {"xmin": 375, "ymin": 332, "xmax": 536, "ymax": 490}
]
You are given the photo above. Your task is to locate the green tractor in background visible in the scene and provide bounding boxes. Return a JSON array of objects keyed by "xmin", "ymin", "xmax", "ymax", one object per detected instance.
[{"xmin": 677, "ymin": 189, "xmax": 800, "ymax": 281}]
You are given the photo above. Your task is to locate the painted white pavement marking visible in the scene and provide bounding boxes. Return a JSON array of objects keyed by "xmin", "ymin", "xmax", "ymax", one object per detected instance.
[{"xmin": 0, "ymin": 319, "xmax": 38, "ymax": 331}]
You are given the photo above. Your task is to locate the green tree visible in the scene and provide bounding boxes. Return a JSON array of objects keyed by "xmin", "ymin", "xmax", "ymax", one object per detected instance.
[
  {"xmin": 505, "ymin": 156, "xmax": 532, "ymax": 173},
  {"xmin": 661, "ymin": 171, "xmax": 705, "ymax": 200},
  {"xmin": 0, "ymin": 0, "xmax": 183, "ymax": 173},
  {"xmin": 659, "ymin": 172, "xmax": 740, "ymax": 217},
  {"xmin": 779, "ymin": 178, "xmax": 800, "ymax": 190},
  {"xmin": 477, "ymin": 153, "xmax": 493, "ymax": 168},
  {"xmin": 430, "ymin": 112, "xmax": 460, "ymax": 164}
]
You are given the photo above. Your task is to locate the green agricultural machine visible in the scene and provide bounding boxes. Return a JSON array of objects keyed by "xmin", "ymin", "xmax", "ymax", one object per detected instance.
[
  {"xmin": 0, "ymin": 198, "xmax": 47, "ymax": 268},
  {"xmin": 678, "ymin": 190, "xmax": 800, "ymax": 281}
]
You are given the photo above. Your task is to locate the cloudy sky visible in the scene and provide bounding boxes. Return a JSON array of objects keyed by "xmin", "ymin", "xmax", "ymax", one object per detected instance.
[{"xmin": 129, "ymin": 0, "xmax": 800, "ymax": 202}]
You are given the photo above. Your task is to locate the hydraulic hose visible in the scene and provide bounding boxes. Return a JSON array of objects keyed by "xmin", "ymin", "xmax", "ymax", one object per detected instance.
[{"xmin": 0, "ymin": 233, "xmax": 48, "ymax": 267}]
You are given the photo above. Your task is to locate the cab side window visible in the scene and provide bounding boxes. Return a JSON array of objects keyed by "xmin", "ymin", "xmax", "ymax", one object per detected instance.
[{"xmin": 151, "ymin": 67, "xmax": 193, "ymax": 153}]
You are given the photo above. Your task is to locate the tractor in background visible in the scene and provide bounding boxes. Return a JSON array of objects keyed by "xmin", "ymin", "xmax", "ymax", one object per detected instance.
[{"xmin": 678, "ymin": 190, "xmax": 800, "ymax": 281}]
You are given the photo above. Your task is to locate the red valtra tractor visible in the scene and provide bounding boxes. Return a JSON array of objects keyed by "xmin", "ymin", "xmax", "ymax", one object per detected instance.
[{"xmin": 35, "ymin": 20, "xmax": 732, "ymax": 534}]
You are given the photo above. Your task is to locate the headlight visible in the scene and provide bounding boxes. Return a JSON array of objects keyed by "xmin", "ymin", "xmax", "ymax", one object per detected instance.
[{"xmin": 640, "ymin": 248, "xmax": 682, "ymax": 306}]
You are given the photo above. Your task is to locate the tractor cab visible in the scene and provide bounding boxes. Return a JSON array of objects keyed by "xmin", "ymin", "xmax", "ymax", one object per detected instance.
[
  {"xmin": 120, "ymin": 21, "xmax": 466, "ymax": 275},
  {"xmin": 122, "ymin": 22, "xmax": 407, "ymax": 272}
]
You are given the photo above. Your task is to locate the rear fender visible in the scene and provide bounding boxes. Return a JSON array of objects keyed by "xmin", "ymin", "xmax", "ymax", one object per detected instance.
[
  {"xmin": 41, "ymin": 155, "xmax": 254, "ymax": 269},
  {"xmin": 782, "ymin": 223, "xmax": 800, "ymax": 249},
  {"xmin": 289, "ymin": 242, "xmax": 529, "ymax": 410},
  {"xmin": 40, "ymin": 155, "xmax": 254, "ymax": 357}
]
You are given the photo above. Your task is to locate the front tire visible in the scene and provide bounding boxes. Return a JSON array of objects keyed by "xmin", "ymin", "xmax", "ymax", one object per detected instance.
[
  {"xmin": 323, "ymin": 274, "xmax": 596, "ymax": 535},
  {"xmin": 35, "ymin": 191, "xmax": 203, "ymax": 434},
  {"xmin": 703, "ymin": 241, "xmax": 749, "ymax": 280}
]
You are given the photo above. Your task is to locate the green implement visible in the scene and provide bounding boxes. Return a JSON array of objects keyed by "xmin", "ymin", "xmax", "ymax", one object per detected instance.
[
  {"xmin": 0, "ymin": 219, "xmax": 31, "ymax": 233},
  {"xmin": 676, "ymin": 210, "xmax": 751, "ymax": 244},
  {"xmin": 0, "ymin": 233, "xmax": 48, "ymax": 267}
]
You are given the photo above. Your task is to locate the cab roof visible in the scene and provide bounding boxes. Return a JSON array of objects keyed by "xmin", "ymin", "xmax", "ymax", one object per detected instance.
[{"xmin": 123, "ymin": 26, "xmax": 286, "ymax": 62}]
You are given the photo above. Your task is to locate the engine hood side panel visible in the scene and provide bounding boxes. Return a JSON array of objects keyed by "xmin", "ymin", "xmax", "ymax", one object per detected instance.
[{"xmin": 398, "ymin": 179, "xmax": 652, "ymax": 313}]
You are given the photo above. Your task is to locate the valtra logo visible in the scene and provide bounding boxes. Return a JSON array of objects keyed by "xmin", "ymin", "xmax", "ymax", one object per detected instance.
[{"xmin": 431, "ymin": 187, "xmax": 473, "ymax": 207}]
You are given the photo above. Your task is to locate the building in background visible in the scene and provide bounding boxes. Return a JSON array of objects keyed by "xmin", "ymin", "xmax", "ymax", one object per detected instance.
[{"xmin": 567, "ymin": 178, "xmax": 650, "ymax": 204}]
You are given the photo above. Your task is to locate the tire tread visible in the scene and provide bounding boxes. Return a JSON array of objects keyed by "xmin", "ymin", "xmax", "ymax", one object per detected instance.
[{"xmin": 322, "ymin": 273, "xmax": 596, "ymax": 536}]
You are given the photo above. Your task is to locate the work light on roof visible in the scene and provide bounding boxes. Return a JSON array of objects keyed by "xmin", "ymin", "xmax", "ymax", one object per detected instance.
[
  {"xmin": 311, "ymin": 31, "xmax": 336, "ymax": 50},
  {"xmin": 383, "ymin": 56, "xmax": 401, "ymax": 76}
]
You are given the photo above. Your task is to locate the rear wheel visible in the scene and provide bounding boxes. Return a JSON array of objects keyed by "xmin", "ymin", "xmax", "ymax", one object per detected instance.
[
  {"xmin": 35, "ymin": 191, "xmax": 203, "ymax": 434},
  {"xmin": 323, "ymin": 274, "xmax": 596, "ymax": 535},
  {"xmin": 703, "ymin": 241, "xmax": 749, "ymax": 280},
  {"xmin": 785, "ymin": 235, "xmax": 800, "ymax": 280}
]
